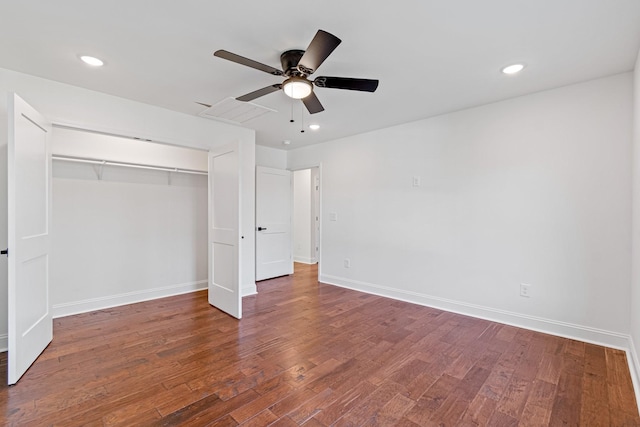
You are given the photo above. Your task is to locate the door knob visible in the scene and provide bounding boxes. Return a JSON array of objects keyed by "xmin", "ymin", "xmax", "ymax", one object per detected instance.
[{"xmin": 257, "ymin": 227, "xmax": 267, "ymax": 231}]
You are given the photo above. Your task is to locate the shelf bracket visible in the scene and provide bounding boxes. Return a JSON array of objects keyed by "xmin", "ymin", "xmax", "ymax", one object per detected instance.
[{"xmin": 91, "ymin": 161, "xmax": 106, "ymax": 180}]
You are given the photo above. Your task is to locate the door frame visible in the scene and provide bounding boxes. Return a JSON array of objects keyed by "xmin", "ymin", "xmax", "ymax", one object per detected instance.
[{"xmin": 289, "ymin": 163, "xmax": 322, "ymax": 280}]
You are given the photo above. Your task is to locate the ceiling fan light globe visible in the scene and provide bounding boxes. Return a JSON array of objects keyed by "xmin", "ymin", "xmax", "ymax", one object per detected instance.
[{"xmin": 283, "ymin": 78, "xmax": 312, "ymax": 99}]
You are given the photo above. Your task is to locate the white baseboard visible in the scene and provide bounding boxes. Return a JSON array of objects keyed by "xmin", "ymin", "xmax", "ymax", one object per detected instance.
[
  {"xmin": 294, "ymin": 256, "xmax": 316, "ymax": 264},
  {"xmin": 320, "ymin": 274, "xmax": 630, "ymax": 350},
  {"xmin": 52, "ymin": 280, "xmax": 208, "ymax": 318},
  {"xmin": 0, "ymin": 334, "xmax": 7, "ymax": 352},
  {"xmin": 628, "ymin": 337, "xmax": 640, "ymax": 414},
  {"xmin": 242, "ymin": 282, "xmax": 258, "ymax": 297}
]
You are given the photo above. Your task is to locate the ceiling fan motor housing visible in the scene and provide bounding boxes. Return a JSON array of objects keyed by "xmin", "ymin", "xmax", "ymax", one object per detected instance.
[{"xmin": 280, "ymin": 50, "xmax": 306, "ymax": 77}]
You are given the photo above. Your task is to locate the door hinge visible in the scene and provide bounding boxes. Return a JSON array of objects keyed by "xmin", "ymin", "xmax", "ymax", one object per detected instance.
[{"xmin": 1, "ymin": 248, "xmax": 8, "ymax": 257}]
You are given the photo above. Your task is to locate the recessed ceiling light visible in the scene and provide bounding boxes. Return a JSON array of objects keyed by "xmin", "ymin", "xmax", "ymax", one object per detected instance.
[
  {"xmin": 80, "ymin": 55, "xmax": 104, "ymax": 67},
  {"xmin": 502, "ymin": 64, "xmax": 525, "ymax": 75},
  {"xmin": 309, "ymin": 124, "xmax": 320, "ymax": 130}
]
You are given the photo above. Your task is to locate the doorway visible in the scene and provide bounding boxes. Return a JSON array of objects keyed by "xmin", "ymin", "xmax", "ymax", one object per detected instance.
[{"xmin": 292, "ymin": 167, "xmax": 320, "ymax": 274}]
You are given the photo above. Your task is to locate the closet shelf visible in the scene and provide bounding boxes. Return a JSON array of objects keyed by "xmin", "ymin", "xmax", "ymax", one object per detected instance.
[{"xmin": 52, "ymin": 154, "xmax": 208, "ymax": 176}]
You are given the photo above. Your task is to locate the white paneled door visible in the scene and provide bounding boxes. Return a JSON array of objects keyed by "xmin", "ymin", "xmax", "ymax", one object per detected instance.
[
  {"xmin": 208, "ymin": 142, "xmax": 242, "ymax": 319},
  {"xmin": 7, "ymin": 93, "xmax": 53, "ymax": 384},
  {"xmin": 255, "ymin": 166, "xmax": 293, "ymax": 281}
]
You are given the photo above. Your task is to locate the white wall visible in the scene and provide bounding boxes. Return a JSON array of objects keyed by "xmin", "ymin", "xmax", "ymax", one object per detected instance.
[
  {"xmin": 289, "ymin": 73, "xmax": 633, "ymax": 348},
  {"xmin": 52, "ymin": 161, "xmax": 208, "ymax": 316},
  {"xmin": 0, "ymin": 68, "xmax": 256, "ymax": 349},
  {"xmin": 630, "ymin": 50, "xmax": 640, "ymax": 406},
  {"xmin": 256, "ymin": 145, "xmax": 287, "ymax": 169},
  {"xmin": 293, "ymin": 169, "xmax": 313, "ymax": 263}
]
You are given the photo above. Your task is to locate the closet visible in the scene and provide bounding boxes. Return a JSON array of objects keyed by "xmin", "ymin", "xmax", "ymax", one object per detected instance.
[{"xmin": 50, "ymin": 127, "xmax": 209, "ymax": 317}]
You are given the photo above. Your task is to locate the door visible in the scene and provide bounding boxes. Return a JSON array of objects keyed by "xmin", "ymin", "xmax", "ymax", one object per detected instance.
[
  {"xmin": 7, "ymin": 93, "xmax": 53, "ymax": 384},
  {"xmin": 255, "ymin": 166, "xmax": 293, "ymax": 281},
  {"xmin": 208, "ymin": 142, "xmax": 242, "ymax": 319}
]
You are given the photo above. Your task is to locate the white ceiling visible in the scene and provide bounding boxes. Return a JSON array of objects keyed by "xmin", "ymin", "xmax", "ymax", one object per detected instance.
[{"xmin": 2, "ymin": 1, "xmax": 640, "ymax": 150}]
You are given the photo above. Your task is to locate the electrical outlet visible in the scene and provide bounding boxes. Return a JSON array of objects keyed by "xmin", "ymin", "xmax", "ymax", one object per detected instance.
[
  {"xmin": 412, "ymin": 176, "xmax": 421, "ymax": 187},
  {"xmin": 344, "ymin": 258, "xmax": 351, "ymax": 268},
  {"xmin": 520, "ymin": 283, "xmax": 531, "ymax": 298}
]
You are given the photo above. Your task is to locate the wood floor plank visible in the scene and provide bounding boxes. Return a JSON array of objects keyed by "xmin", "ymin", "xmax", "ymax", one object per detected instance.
[
  {"xmin": 536, "ymin": 352, "xmax": 563, "ymax": 385},
  {"xmin": 405, "ymin": 374, "xmax": 460, "ymax": 424},
  {"xmin": 268, "ymin": 386, "xmax": 319, "ymax": 418},
  {"xmin": 365, "ymin": 392, "xmax": 415, "ymax": 426},
  {"xmin": 580, "ymin": 374, "xmax": 610, "ymax": 426},
  {"xmin": 311, "ymin": 380, "xmax": 377, "ymax": 425},
  {"xmin": 495, "ymin": 375, "xmax": 533, "ymax": 420},
  {"xmin": 237, "ymin": 408, "xmax": 278, "ymax": 426},
  {"xmin": 334, "ymin": 380, "xmax": 405, "ymax": 426},
  {"xmin": 0, "ymin": 263, "xmax": 638, "ymax": 426},
  {"xmin": 229, "ymin": 380, "xmax": 294, "ymax": 423},
  {"xmin": 286, "ymin": 387, "xmax": 334, "ymax": 424},
  {"xmin": 606, "ymin": 347, "xmax": 640, "ymax": 426},
  {"xmin": 154, "ymin": 389, "xmax": 259, "ymax": 427},
  {"xmin": 459, "ymin": 393, "xmax": 498, "ymax": 425},
  {"xmin": 549, "ymin": 372, "xmax": 583, "ymax": 426}
]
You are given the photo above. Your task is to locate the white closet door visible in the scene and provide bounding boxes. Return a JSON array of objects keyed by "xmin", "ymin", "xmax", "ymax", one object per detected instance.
[
  {"xmin": 7, "ymin": 93, "xmax": 53, "ymax": 384},
  {"xmin": 208, "ymin": 142, "xmax": 242, "ymax": 319}
]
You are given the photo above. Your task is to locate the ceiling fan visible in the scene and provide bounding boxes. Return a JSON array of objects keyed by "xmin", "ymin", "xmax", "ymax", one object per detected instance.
[{"xmin": 211, "ymin": 30, "xmax": 379, "ymax": 114}]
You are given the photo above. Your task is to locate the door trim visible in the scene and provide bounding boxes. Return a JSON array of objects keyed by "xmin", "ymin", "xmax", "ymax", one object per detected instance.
[{"xmin": 289, "ymin": 163, "xmax": 322, "ymax": 281}]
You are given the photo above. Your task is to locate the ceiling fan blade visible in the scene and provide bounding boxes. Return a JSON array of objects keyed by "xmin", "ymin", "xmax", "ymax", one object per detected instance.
[
  {"xmin": 302, "ymin": 91, "xmax": 325, "ymax": 114},
  {"xmin": 297, "ymin": 30, "xmax": 342, "ymax": 75},
  {"xmin": 195, "ymin": 101, "xmax": 212, "ymax": 108},
  {"xmin": 314, "ymin": 76, "xmax": 379, "ymax": 92},
  {"xmin": 236, "ymin": 84, "xmax": 282, "ymax": 102},
  {"xmin": 214, "ymin": 50, "xmax": 284, "ymax": 76}
]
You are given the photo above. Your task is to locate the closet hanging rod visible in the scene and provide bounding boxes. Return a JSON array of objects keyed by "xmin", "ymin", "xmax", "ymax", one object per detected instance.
[{"xmin": 51, "ymin": 154, "xmax": 208, "ymax": 175}]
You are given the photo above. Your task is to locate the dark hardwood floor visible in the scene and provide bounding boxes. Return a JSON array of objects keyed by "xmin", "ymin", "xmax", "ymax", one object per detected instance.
[{"xmin": 1, "ymin": 263, "xmax": 639, "ymax": 426}]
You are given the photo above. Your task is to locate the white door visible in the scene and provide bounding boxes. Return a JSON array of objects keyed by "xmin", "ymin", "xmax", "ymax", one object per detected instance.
[
  {"xmin": 7, "ymin": 93, "xmax": 53, "ymax": 385},
  {"xmin": 256, "ymin": 166, "xmax": 293, "ymax": 281},
  {"xmin": 208, "ymin": 142, "xmax": 242, "ymax": 319}
]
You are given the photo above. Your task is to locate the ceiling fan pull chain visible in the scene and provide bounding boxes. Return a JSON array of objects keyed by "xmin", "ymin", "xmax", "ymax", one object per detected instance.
[
  {"xmin": 290, "ymin": 99, "xmax": 294, "ymax": 123},
  {"xmin": 300, "ymin": 104, "xmax": 305, "ymax": 133}
]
